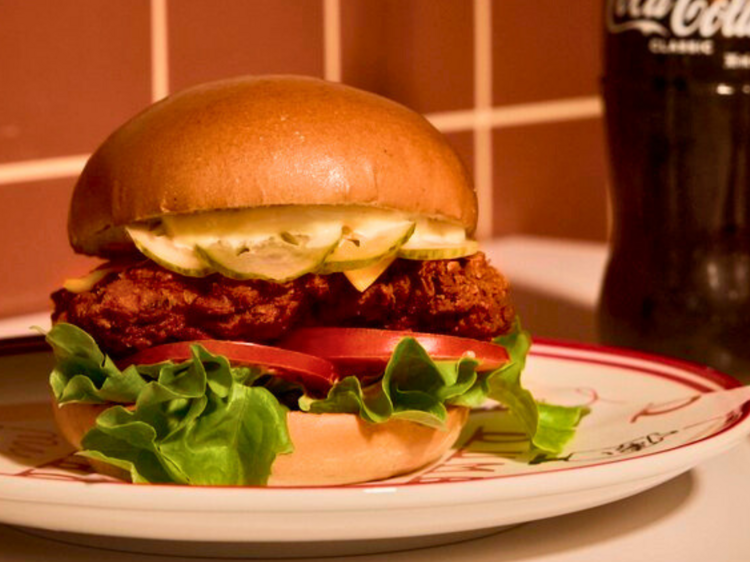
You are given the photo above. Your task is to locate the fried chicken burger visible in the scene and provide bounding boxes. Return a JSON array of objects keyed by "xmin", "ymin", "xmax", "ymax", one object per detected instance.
[{"xmin": 47, "ymin": 75, "xmax": 581, "ymax": 486}]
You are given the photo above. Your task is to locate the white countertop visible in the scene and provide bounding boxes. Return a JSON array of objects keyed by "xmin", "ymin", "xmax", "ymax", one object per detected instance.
[{"xmin": 1, "ymin": 236, "xmax": 748, "ymax": 562}]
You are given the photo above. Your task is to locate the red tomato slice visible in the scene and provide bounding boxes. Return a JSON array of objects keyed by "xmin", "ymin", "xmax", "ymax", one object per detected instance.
[
  {"xmin": 276, "ymin": 328, "xmax": 509, "ymax": 378},
  {"xmin": 118, "ymin": 340, "xmax": 339, "ymax": 395}
]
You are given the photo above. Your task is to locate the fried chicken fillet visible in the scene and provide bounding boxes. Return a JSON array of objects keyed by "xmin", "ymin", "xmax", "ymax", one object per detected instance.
[{"xmin": 53, "ymin": 253, "xmax": 514, "ymax": 358}]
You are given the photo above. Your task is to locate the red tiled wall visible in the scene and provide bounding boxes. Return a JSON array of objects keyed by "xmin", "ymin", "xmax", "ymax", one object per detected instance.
[
  {"xmin": 0, "ymin": 0, "xmax": 152, "ymax": 162},
  {"xmin": 169, "ymin": 0, "xmax": 325, "ymax": 90},
  {"xmin": 493, "ymin": 119, "xmax": 607, "ymax": 239},
  {"xmin": 0, "ymin": 0, "xmax": 608, "ymax": 318},
  {"xmin": 341, "ymin": 0, "xmax": 474, "ymax": 114},
  {"xmin": 492, "ymin": 0, "xmax": 601, "ymax": 105}
]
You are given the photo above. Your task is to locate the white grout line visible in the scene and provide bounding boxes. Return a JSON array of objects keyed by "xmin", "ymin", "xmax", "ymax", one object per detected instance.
[
  {"xmin": 474, "ymin": 0, "xmax": 493, "ymax": 110},
  {"xmin": 489, "ymin": 96, "xmax": 604, "ymax": 128},
  {"xmin": 474, "ymin": 125, "xmax": 493, "ymax": 237},
  {"xmin": 425, "ymin": 109, "xmax": 481, "ymax": 132},
  {"xmin": 473, "ymin": 0, "xmax": 493, "ymax": 240},
  {"xmin": 323, "ymin": 0, "xmax": 342, "ymax": 82},
  {"xmin": 426, "ymin": 96, "xmax": 604, "ymax": 133},
  {"xmin": 150, "ymin": 0, "xmax": 170, "ymax": 101},
  {"xmin": 0, "ymin": 155, "xmax": 89, "ymax": 185}
]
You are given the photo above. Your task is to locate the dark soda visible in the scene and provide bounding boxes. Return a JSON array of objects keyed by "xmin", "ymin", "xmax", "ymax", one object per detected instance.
[{"xmin": 599, "ymin": 0, "xmax": 750, "ymax": 378}]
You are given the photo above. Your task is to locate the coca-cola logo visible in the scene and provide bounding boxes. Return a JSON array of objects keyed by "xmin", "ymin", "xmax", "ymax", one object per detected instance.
[{"xmin": 607, "ymin": 0, "xmax": 750, "ymax": 38}]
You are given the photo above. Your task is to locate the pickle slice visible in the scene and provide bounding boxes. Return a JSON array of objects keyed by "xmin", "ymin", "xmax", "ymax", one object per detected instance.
[
  {"xmin": 321, "ymin": 221, "xmax": 416, "ymax": 273},
  {"xmin": 126, "ymin": 225, "xmax": 212, "ymax": 277},
  {"xmin": 195, "ymin": 226, "xmax": 343, "ymax": 282},
  {"xmin": 397, "ymin": 240, "xmax": 479, "ymax": 261}
]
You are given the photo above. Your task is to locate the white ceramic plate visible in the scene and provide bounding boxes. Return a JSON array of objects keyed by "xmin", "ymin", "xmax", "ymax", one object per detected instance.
[{"xmin": 0, "ymin": 337, "xmax": 748, "ymax": 558}]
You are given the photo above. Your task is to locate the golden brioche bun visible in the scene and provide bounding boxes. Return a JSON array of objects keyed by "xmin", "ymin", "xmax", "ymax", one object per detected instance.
[
  {"xmin": 52, "ymin": 399, "xmax": 469, "ymax": 486},
  {"xmin": 69, "ymin": 75, "xmax": 476, "ymax": 257}
]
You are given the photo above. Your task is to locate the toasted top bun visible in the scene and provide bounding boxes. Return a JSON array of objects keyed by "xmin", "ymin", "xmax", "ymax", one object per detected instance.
[
  {"xmin": 52, "ymin": 399, "xmax": 469, "ymax": 486},
  {"xmin": 69, "ymin": 75, "xmax": 477, "ymax": 256}
]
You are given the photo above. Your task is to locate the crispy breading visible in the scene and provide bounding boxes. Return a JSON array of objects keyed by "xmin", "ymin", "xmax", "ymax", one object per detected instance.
[
  {"xmin": 313, "ymin": 254, "xmax": 515, "ymax": 339},
  {"xmin": 52, "ymin": 253, "xmax": 515, "ymax": 357}
]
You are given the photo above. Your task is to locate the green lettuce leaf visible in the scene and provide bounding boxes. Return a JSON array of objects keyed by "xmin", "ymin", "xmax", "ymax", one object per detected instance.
[
  {"xmin": 47, "ymin": 324, "xmax": 292, "ymax": 485},
  {"xmin": 300, "ymin": 338, "xmax": 480, "ymax": 429},
  {"xmin": 45, "ymin": 320, "xmax": 584, "ymax": 485},
  {"xmin": 301, "ymin": 324, "xmax": 584, "ymax": 454},
  {"xmin": 46, "ymin": 323, "xmax": 147, "ymax": 404},
  {"xmin": 486, "ymin": 327, "xmax": 585, "ymax": 454},
  {"xmin": 80, "ymin": 351, "xmax": 293, "ymax": 485}
]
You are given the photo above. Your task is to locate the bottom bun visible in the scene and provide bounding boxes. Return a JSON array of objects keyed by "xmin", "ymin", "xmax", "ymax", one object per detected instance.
[
  {"xmin": 271, "ymin": 406, "xmax": 469, "ymax": 486},
  {"xmin": 51, "ymin": 399, "xmax": 469, "ymax": 486}
]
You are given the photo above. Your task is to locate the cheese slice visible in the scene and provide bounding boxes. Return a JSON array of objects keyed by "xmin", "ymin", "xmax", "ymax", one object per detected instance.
[
  {"xmin": 343, "ymin": 255, "xmax": 396, "ymax": 292},
  {"xmin": 63, "ymin": 266, "xmax": 119, "ymax": 293}
]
